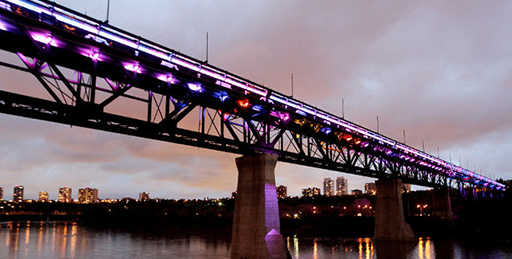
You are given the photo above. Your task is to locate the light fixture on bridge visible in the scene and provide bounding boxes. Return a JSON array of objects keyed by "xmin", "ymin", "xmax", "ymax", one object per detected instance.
[
  {"xmin": 252, "ymin": 105, "xmax": 263, "ymax": 112},
  {"xmin": 0, "ymin": 2, "xmax": 11, "ymax": 11},
  {"xmin": 237, "ymin": 99, "xmax": 250, "ymax": 108},
  {"xmin": 90, "ymin": 51, "xmax": 100, "ymax": 61},
  {"xmin": 187, "ymin": 83, "xmax": 203, "ymax": 92},
  {"xmin": 30, "ymin": 31, "xmax": 58, "ymax": 47},
  {"xmin": 320, "ymin": 127, "xmax": 331, "ymax": 135},
  {"xmin": 123, "ymin": 62, "xmax": 142, "ymax": 74},
  {"xmin": 0, "ymin": 18, "xmax": 9, "ymax": 31},
  {"xmin": 277, "ymin": 112, "xmax": 290, "ymax": 122},
  {"xmin": 156, "ymin": 74, "xmax": 175, "ymax": 84},
  {"xmin": 293, "ymin": 109, "xmax": 305, "ymax": 116},
  {"xmin": 77, "ymin": 47, "xmax": 104, "ymax": 62},
  {"xmin": 212, "ymin": 91, "xmax": 229, "ymax": 103}
]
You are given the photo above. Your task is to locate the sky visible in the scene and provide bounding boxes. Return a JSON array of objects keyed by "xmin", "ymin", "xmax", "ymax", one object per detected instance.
[{"xmin": 0, "ymin": 0, "xmax": 511, "ymax": 200}]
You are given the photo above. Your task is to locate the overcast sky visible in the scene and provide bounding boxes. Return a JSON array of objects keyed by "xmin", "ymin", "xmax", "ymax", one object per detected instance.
[{"xmin": 0, "ymin": 0, "xmax": 511, "ymax": 200}]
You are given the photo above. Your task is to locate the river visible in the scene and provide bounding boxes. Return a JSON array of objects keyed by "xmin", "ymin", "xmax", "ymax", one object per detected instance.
[{"xmin": 1, "ymin": 221, "xmax": 511, "ymax": 259}]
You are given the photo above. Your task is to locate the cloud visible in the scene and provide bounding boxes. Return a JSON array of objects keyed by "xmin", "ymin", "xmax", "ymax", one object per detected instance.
[{"xmin": 0, "ymin": 0, "xmax": 511, "ymax": 200}]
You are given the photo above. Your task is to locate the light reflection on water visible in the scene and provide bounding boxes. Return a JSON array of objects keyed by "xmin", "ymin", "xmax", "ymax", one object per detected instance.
[
  {"xmin": 286, "ymin": 234, "xmax": 512, "ymax": 259},
  {"xmin": 1, "ymin": 221, "xmax": 511, "ymax": 259},
  {"xmin": 0, "ymin": 221, "xmax": 231, "ymax": 259}
]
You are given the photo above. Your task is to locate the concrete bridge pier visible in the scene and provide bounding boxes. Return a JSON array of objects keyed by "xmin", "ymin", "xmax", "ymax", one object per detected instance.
[
  {"xmin": 231, "ymin": 153, "xmax": 291, "ymax": 259},
  {"xmin": 375, "ymin": 178, "xmax": 416, "ymax": 242},
  {"xmin": 432, "ymin": 188, "xmax": 453, "ymax": 220}
]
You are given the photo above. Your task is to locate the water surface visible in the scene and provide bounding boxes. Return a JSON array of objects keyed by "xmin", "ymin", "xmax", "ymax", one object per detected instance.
[{"xmin": 1, "ymin": 221, "xmax": 511, "ymax": 259}]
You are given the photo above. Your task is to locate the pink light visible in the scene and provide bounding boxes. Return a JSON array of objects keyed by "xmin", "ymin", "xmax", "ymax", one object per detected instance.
[
  {"xmin": 78, "ymin": 47, "xmax": 103, "ymax": 62},
  {"xmin": 30, "ymin": 31, "xmax": 59, "ymax": 47},
  {"xmin": 16, "ymin": 52, "xmax": 36, "ymax": 69},
  {"xmin": 90, "ymin": 52, "xmax": 100, "ymax": 61},
  {"xmin": 44, "ymin": 36, "xmax": 52, "ymax": 45},
  {"xmin": 123, "ymin": 62, "xmax": 142, "ymax": 73},
  {"xmin": 157, "ymin": 74, "xmax": 175, "ymax": 84}
]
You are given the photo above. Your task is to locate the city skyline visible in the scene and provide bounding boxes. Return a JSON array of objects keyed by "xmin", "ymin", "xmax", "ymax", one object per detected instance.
[
  {"xmin": 0, "ymin": 177, "xmax": 359, "ymax": 200},
  {"xmin": 1, "ymin": 0, "xmax": 511, "ymax": 199}
]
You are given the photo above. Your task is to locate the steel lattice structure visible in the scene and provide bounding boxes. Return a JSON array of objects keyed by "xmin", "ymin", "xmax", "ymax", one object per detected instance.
[{"xmin": 0, "ymin": 0, "xmax": 506, "ymax": 192}]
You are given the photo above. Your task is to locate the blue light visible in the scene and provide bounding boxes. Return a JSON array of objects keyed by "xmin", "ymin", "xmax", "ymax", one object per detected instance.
[
  {"xmin": 321, "ymin": 127, "xmax": 331, "ymax": 135},
  {"xmin": 213, "ymin": 91, "xmax": 229, "ymax": 103},
  {"xmin": 252, "ymin": 105, "xmax": 263, "ymax": 112}
]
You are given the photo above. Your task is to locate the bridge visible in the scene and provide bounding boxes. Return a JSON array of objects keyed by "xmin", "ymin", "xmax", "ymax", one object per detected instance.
[{"xmin": 0, "ymin": 1, "xmax": 507, "ymax": 258}]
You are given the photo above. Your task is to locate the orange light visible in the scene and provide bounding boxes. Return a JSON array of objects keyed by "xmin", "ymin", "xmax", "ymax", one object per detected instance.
[{"xmin": 237, "ymin": 100, "xmax": 250, "ymax": 108}]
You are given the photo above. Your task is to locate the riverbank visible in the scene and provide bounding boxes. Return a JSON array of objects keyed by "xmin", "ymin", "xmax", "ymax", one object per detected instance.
[{"xmin": 1, "ymin": 190, "xmax": 511, "ymax": 240}]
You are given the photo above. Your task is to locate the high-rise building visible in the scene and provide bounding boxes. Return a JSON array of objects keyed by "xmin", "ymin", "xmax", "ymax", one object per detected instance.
[
  {"xmin": 350, "ymin": 189, "xmax": 363, "ymax": 196},
  {"xmin": 0, "ymin": 187, "xmax": 3, "ymax": 200},
  {"xmin": 276, "ymin": 185, "xmax": 287, "ymax": 199},
  {"xmin": 13, "ymin": 185, "xmax": 24, "ymax": 203},
  {"xmin": 78, "ymin": 187, "xmax": 98, "ymax": 203},
  {"xmin": 39, "ymin": 191, "xmax": 49, "ymax": 202},
  {"xmin": 58, "ymin": 187, "xmax": 72, "ymax": 203},
  {"xmin": 302, "ymin": 187, "xmax": 321, "ymax": 197},
  {"xmin": 365, "ymin": 183, "xmax": 377, "ymax": 195},
  {"xmin": 139, "ymin": 192, "xmax": 150, "ymax": 202},
  {"xmin": 336, "ymin": 177, "xmax": 348, "ymax": 196},
  {"xmin": 323, "ymin": 178, "xmax": 334, "ymax": 196}
]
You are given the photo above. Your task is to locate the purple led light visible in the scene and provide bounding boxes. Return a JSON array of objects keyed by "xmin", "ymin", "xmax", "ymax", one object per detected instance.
[
  {"xmin": 156, "ymin": 74, "xmax": 175, "ymax": 84},
  {"xmin": 123, "ymin": 62, "xmax": 142, "ymax": 73},
  {"xmin": 90, "ymin": 52, "xmax": 100, "ymax": 61},
  {"xmin": 16, "ymin": 52, "xmax": 36, "ymax": 69},
  {"xmin": 0, "ymin": 19, "xmax": 8, "ymax": 31},
  {"xmin": 77, "ymin": 47, "xmax": 102, "ymax": 61},
  {"xmin": 30, "ymin": 31, "xmax": 59, "ymax": 47},
  {"xmin": 105, "ymin": 78, "xmax": 119, "ymax": 91}
]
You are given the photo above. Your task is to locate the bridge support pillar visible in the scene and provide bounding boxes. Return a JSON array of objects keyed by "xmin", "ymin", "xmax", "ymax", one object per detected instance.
[
  {"xmin": 231, "ymin": 153, "xmax": 290, "ymax": 259},
  {"xmin": 375, "ymin": 178, "xmax": 416, "ymax": 242},
  {"xmin": 432, "ymin": 188, "xmax": 453, "ymax": 220}
]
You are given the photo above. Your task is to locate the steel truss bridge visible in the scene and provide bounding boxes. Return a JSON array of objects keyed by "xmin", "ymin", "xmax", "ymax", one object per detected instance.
[{"xmin": 0, "ymin": 0, "xmax": 506, "ymax": 192}]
